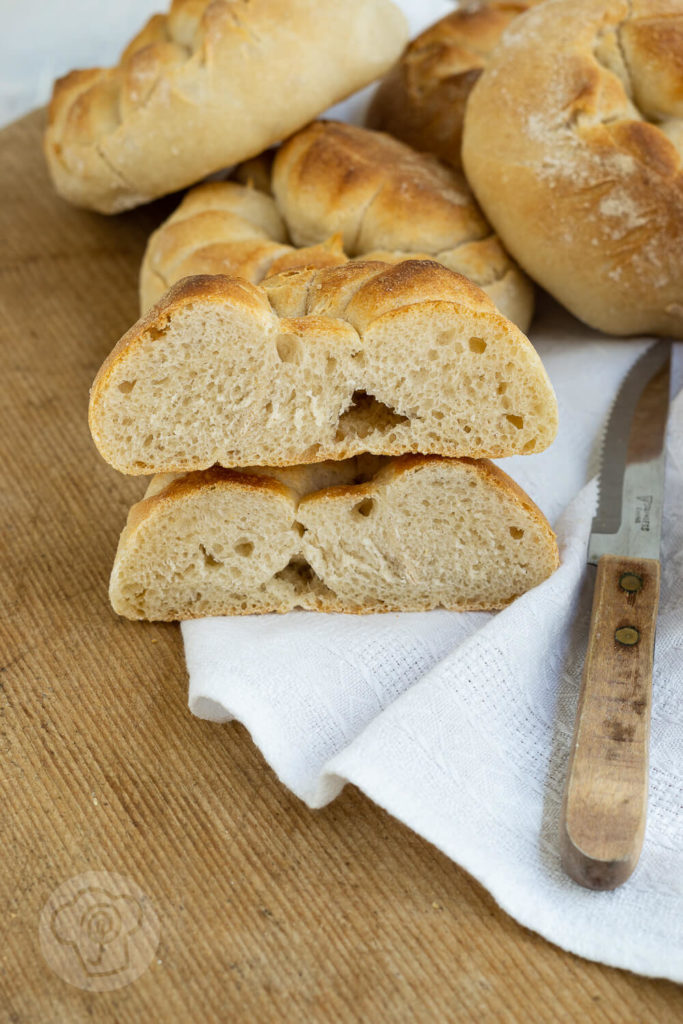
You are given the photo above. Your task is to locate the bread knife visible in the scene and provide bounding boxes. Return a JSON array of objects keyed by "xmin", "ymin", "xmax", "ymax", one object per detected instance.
[{"xmin": 560, "ymin": 340, "xmax": 672, "ymax": 890}]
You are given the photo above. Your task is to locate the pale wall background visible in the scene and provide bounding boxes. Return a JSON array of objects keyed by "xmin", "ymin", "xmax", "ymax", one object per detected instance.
[{"xmin": 0, "ymin": 0, "xmax": 456, "ymax": 128}]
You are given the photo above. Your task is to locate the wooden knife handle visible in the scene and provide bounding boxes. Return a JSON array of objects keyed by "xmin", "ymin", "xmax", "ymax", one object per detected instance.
[{"xmin": 560, "ymin": 554, "xmax": 660, "ymax": 890}]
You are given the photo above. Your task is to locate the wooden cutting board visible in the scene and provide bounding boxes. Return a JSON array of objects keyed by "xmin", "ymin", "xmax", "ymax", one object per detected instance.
[{"xmin": 1, "ymin": 110, "xmax": 681, "ymax": 1022}]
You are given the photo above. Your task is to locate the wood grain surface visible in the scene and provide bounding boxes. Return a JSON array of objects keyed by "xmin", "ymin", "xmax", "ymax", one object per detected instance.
[{"xmin": 1, "ymin": 111, "xmax": 681, "ymax": 1023}]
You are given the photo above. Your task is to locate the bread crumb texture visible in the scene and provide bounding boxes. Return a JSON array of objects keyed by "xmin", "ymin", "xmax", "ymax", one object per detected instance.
[
  {"xmin": 110, "ymin": 455, "xmax": 559, "ymax": 619},
  {"xmin": 89, "ymin": 261, "xmax": 558, "ymax": 474}
]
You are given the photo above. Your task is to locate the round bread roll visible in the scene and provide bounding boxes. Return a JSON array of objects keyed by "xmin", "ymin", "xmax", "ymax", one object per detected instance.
[
  {"xmin": 272, "ymin": 121, "xmax": 534, "ymax": 330},
  {"xmin": 462, "ymin": 0, "xmax": 683, "ymax": 337},
  {"xmin": 366, "ymin": 1, "xmax": 542, "ymax": 170},
  {"xmin": 141, "ymin": 121, "xmax": 535, "ymax": 330},
  {"xmin": 44, "ymin": 0, "xmax": 408, "ymax": 213}
]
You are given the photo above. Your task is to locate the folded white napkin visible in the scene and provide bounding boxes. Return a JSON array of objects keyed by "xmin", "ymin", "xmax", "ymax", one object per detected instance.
[{"xmin": 184, "ymin": 288, "xmax": 683, "ymax": 980}]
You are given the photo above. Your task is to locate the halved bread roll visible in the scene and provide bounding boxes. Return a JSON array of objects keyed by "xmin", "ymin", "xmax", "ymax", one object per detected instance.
[
  {"xmin": 44, "ymin": 0, "xmax": 408, "ymax": 213},
  {"xmin": 89, "ymin": 261, "xmax": 558, "ymax": 474},
  {"xmin": 140, "ymin": 121, "xmax": 535, "ymax": 331},
  {"xmin": 110, "ymin": 454, "xmax": 559, "ymax": 620}
]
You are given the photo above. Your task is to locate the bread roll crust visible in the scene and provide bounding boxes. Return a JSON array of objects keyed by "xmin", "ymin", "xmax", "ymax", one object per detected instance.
[
  {"xmin": 462, "ymin": 0, "xmax": 683, "ymax": 337},
  {"xmin": 366, "ymin": 1, "xmax": 542, "ymax": 170},
  {"xmin": 140, "ymin": 122, "xmax": 535, "ymax": 330},
  {"xmin": 44, "ymin": 0, "xmax": 409, "ymax": 213},
  {"xmin": 109, "ymin": 454, "xmax": 560, "ymax": 619}
]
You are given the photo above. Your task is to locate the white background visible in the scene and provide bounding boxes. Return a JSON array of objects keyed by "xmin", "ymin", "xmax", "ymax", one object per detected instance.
[{"xmin": 0, "ymin": 0, "xmax": 456, "ymax": 128}]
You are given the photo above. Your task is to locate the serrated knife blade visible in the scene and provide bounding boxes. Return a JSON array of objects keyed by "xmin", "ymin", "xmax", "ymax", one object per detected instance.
[
  {"xmin": 589, "ymin": 341, "xmax": 671, "ymax": 563},
  {"xmin": 561, "ymin": 340, "xmax": 672, "ymax": 892}
]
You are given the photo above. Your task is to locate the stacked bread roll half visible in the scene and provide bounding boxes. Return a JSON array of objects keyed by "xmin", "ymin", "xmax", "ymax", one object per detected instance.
[{"xmin": 46, "ymin": 0, "xmax": 562, "ymax": 619}]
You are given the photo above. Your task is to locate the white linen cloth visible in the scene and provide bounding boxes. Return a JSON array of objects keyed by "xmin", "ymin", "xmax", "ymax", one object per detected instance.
[{"xmin": 185, "ymin": 301, "xmax": 683, "ymax": 980}]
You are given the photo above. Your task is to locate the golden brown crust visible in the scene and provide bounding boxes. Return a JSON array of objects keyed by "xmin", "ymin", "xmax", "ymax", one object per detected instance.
[
  {"xmin": 141, "ymin": 122, "xmax": 534, "ymax": 329},
  {"xmin": 272, "ymin": 120, "xmax": 489, "ymax": 254},
  {"xmin": 366, "ymin": 2, "xmax": 542, "ymax": 170},
  {"xmin": 44, "ymin": 0, "xmax": 409, "ymax": 213},
  {"xmin": 462, "ymin": 0, "xmax": 683, "ymax": 337}
]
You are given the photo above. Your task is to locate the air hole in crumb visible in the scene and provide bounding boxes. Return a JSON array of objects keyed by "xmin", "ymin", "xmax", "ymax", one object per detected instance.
[
  {"xmin": 276, "ymin": 557, "xmax": 314, "ymax": 583},
  {"xmin": 506, "ymin": 414, "xmax": 524, "ymax": 429},
  {"xmin": 354, "ymin": 497, "xmax": 375, "ymax": 517},
  {"xmin": 498, "ymin": 382, "xmax": 508, "ymax": 394},
  {"xmin": 433, "ymin": 410, "xmax": 444, "ymax": 421},
  {"xmin": 265, "ymin": 401, "xmax": 273, "ymax": 416},
  {"xmin": 273, "ymin": 555, "xmax": 337, "ymax": 598},
  {"xmin": 436, "ymin": 330, "xmax": 462, "ymax": 352},
  {"xmin": 326, "ymin": 356, "xmax": 337, "ymax": 374},
  {"xmin": 510, "ymin": 527, "xmax": 524, "ymax": 540},
  {"xmin": 523, "ymin": 438, "xmax": 537, "ymax": 453},
  {"xmin": 118, "ymin": 380, "xmax": 136, "ymax": 394},
  {"xmin": 469, "ymin": 337, "xmax": 487, "ymax": 354},
  {"xmin": 199, "ymin": 543, "xmax": 223, "ymax": 568},
  {"xmin": 463, "ymin": 425, "xmax": 472, "ymax": 434},
  {"xmin": 334, "ymin": 390, "xmax": 408, "ymax": 442},
  {"xmin": 294, "ymin": 521, "xmax": 306, "ymax": 537},
  {"xmin": 234, "ymin": 540, "xmax": 254, "ymax": 557},
  {"xmin": 148, "ymin": 325, "xmax": 167, "ymax": 342},
  {"xmin": 276, "ymin": 333, "xmax": 303, "ymax": 364}
]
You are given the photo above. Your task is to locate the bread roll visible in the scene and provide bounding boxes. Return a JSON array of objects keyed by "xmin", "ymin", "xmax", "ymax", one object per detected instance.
[
  {"xmin": 139, "ymin": 180, "xmax": 348, "ymax": 313},
  {"xmin": 140, "ymin": 122, "xmax": 535, "ymax": 330},
  {"xmin": 89, "ymin": 261, "xmax": 558, "ymax": 474},
  {"xmin": 44, "ymin": 0, "xmax": 408, "ymax": 213},
  {"xmin": 366, "ymin": 1, "xmax": 542, "ymax": 170},
  {"xmin": 109, "ymin": 454, "xmax": 559, "ymax": 619},
  {"xmin": 272, "ymin": 121, "xmax": 534, "ymax": 331},
  {"xmin": 462, "ymin": 0, "xmax": 683, "ymax": 337}
]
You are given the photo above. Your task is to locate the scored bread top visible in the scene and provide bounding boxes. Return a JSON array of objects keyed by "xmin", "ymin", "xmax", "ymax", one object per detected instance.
[
  {"xmin": 462, "ymin": 0, "xmax": 683, "ymax": 337},
  {"xmin": 110, "ymin": 454, "xmax": 560, "ymax": 619},
  {"xmin": 89, "ymin": 259, "xmax": 558, "ymax": 475},
  {"xmin": 366, "ymin": 1, "xmax": 543, "ymax": 170},
  {"xmin": 44, "ymin": 0, "xmax": 408, "ymax": 213},
  {"xmin": 140, "ymin": 121, "xmax": 535, "ymax": 331}
]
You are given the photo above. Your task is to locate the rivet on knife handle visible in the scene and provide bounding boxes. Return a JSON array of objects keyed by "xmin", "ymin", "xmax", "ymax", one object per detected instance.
[{"xmin": 560, "ymin": 554, "xmax": 660, "ymax": 890}]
